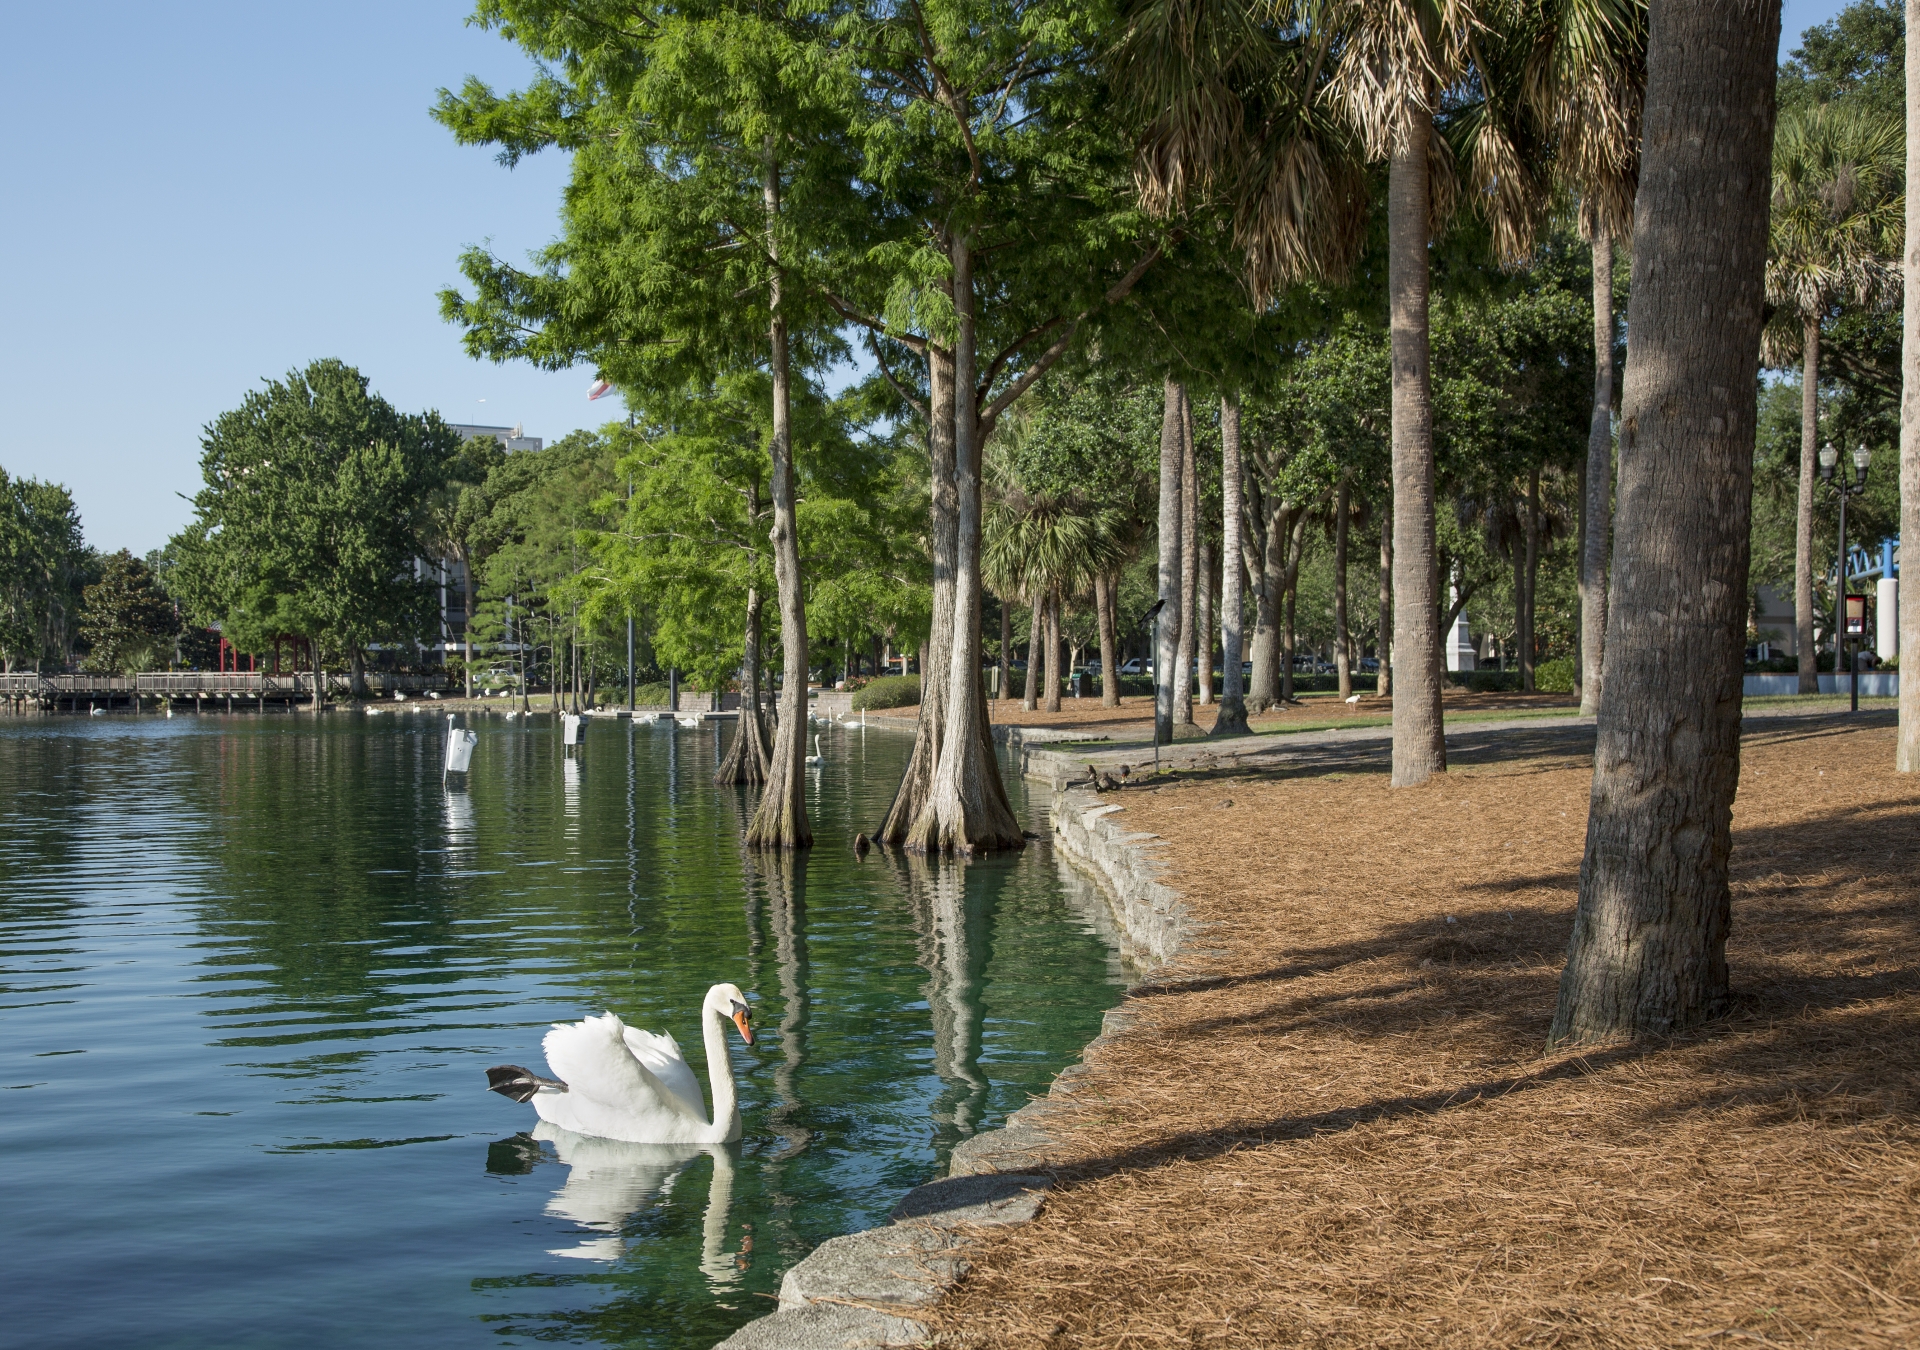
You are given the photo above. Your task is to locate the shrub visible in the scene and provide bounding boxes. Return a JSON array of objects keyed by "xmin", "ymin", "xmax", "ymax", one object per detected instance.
[
  {"xmin": 1533, "ymin": 657, "xmax": 1576, "ymax": 694},
  {"xmin": 852, "ymin": 674, "xmax": 920, "ymax": 710},
  {"xmin": 632, "ymin": 682, "xmax": 672, "ymax": 706}
]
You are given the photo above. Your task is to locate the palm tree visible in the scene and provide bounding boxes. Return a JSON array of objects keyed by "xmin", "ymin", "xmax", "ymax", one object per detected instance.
[
  {"xmin": 1531, "ymin": 0, "xmax": 1647, "ymax": 716},
  {"xmin": 1901, "ymin": 1, "xmax": 1920, "ymax": 775},
  {"xmin": 1549, "ymin": 3, "xmax": 1780, "ymax": 1045},
  {"xmin": 1763, "ymin": 102, "xmax": 1903, "ymax": 694},
  {"xmin": 983, "ymin": 490, "xmax": 1125, "ymax": 714}
]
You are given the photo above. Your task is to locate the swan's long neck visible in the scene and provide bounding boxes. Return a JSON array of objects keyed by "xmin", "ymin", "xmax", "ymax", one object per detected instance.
[{"xmin": 701, "ymin": 993, "xmax": 738, "ymax": 1138}]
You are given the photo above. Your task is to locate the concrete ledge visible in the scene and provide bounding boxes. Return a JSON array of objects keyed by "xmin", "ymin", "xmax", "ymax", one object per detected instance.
[
  {"xmin": 713, "ymin": 1302, "xmax": 928, "ymax": 1349},
  {"xmin": 1049, "ymin": 785, "xmax": 1192, "ymax": 967},
  {"xmin": 714, "ymin": 786, "xmax": 1188, "ymax": 1349}
]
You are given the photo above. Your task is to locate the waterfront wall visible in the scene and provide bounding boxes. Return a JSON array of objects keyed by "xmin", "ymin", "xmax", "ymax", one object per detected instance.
[{"xmin": 715, "ymin": 785, "xmax": 1191, "ymax": 1350}]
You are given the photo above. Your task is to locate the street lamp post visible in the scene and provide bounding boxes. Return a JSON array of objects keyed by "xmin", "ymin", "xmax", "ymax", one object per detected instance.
[
  {"xmin": 1816, "ymin": 442, "xmax": 1872, "ymax": 710},
  {"xmin": 1136, "ymin": 598, "xmax": 1167, "ymax": 769}
]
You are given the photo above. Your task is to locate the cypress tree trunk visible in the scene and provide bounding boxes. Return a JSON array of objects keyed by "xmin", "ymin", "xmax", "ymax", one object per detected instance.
[
  {"xmin": 1214, "ymin": 394, "xmax": 1249, "ymax": 734},
  {"xmin": 1173, "ymin": 386, "xmax": 1198, "ymax": 726},
  {"xmin": 877, "ymin": 346, "xmax": 955, "ymax": 842},
  {"xmin": 1795, "ymin": 317, "xmax": 1821, "ymax": 694},
  {"xmin": 1334, "ymin": 472, "xmax": 1352, "ymax": 700},
  {"xmin": 1096, "ymin": 572, "xmax": 1120, "ymax": 708},
  {"xmin": 1154, "ymin": 376, "xmax": 1183, "ymax": 743},
  {"xmin": 461, "ymin": 544, "xmax": 475, "ymax": 701},
  {"xmin": 1248, "ymin": 497, "xmax": 1287, "ymax": 710},
  {"xmin": 1389, "ymin": 94, "xmax": 1445, "ymax": 784},
  {"xmin": 716, "ymin": 586, "xmax": 771, "ymax": 785},
  {"xmin": 1550, "ymin": 0, "xmax": 1778, "ymax": 1043},
  {"xmin": 910, "ymin": 231, "xmax": 1022, "ymax": 853},
  {"xmin": 1900, "ymin": 0, "xmax": 1920, "ymax": 772},
  {"xmin": 1579, "ymin": 228, "xmax": 1615, "ymax": 715},
  {"xmin": 748, "ymin": 146, "xmax": 812, "ymax": 850}
]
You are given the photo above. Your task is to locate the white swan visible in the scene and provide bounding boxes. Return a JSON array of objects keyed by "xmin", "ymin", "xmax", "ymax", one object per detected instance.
[
  {"xmin": 530, "ymin": 1121, "xmax": 740, "ymax": 1280},
  {"xmin": 805, "ymin": 733, "xmax": 823, "ymax": 766},
  {"xmin": 487, "ymin": 984, "xmax": 754, "ymax": 1144}
]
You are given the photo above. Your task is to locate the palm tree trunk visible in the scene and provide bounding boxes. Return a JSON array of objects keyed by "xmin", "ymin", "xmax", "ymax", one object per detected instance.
[
  {"xmin": 1388, "ymin": 94, "xmax": 1445, "ymax": 784},
  {"xmin": 1334, "ymin": 472, "xmax": 1352, "ymax": 700},
  {"xmin": 1378, "ymin": 511, "xmax": 1393, "ymax": 699},
  {"xmin": 1550, "ymin": 0, "xmax": 1778, "ymax": 1044},
  {"xmin": 1795, "ymin": 316, "xmax": 1821, "ymax": 693},
  {"xmin": 1023, "ymin": 597, "xmax": 1042, "ymax": 710},
  {"xmin": 1196, "ymin": 540, "xmax": 1214, "ymax": 705},
  {"xmin": 1096, "ymin": 572, "xmax": 1120, "ymax": 708},
  {"xmin": 1154, "ymin": 376, "xmax": 1183, "ymax": 743},
  {"xmin": 878, "ymin": 345, "xmax": 955, "ymax": 842},
  {"xmin": 997, "ymin": 597, "xmax": 1011, "ymax": 701},
  {"xmin": 1242, "ymin": 477, "xmax": 1275, "ymax": 712},
  {"xmin": 1901, "ymin": 0, "xmax": 1920, "ymax": 772},
  {"xmin": 1579, "ymin": 228, "xmax": 1615, "ymax": 715},
  {"xmin": 1215, "ymin": 394, "xmax": 1249, "ymax": 734},
  {"xmin": 1043, "ymin": 591, "xmax": 1062, "ymax": 712},
  {"xmin": 748, "ymin": 144, "xmax": 812, "ymax": 849},
  {"xmin": 911, "ymin": 229, "xmax": 1022, "ymax": 853},
  {"xmin": 1173, "ymin": 383, "xmax": 1198, "ymax": 727},
  {"xmin": 1527, "ymin": 468, "xmax": 1543, "ymax": 692}
]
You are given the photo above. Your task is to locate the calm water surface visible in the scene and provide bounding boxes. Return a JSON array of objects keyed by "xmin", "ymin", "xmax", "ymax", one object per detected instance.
[{"xmin": 0, "ymin": 712, "xmax": 1127, "ymax": 1350}]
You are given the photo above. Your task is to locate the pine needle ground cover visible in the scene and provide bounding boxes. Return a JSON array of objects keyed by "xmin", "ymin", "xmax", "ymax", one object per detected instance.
[{"xmin": 936, "ymin": 719, "xmax": 1919, "ymax": 1348}]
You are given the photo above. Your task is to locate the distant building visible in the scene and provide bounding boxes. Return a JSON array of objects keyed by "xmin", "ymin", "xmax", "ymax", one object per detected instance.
[
  {"xmin": 448, "ymin": 422, "xmax": 543, "ymax": 453},
  {"xmin": 423, "ymin": 424, "xmax": 543, "ymax": 664},
  {"xmin": 1752, "ymin": 584, "xmax": 1797, "ymax": 660}
]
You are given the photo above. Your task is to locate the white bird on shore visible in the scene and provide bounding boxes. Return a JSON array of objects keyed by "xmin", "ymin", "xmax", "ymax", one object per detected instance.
[
  {"xmin": 1345, "ymin": 694, "xmax": 1363, "ymax": 705},
  {"xmin": 805, "ymin": 733, "xmax": 823, "ymax": 766},
  {"xmin": 486, "ymin": 986, "xmax": 755, "ymax": 1145}
]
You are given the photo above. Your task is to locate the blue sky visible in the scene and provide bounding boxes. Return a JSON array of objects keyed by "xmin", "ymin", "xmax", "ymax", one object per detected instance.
[{"xmin": 0, "ymin": 0, "xmax": 1872, "ymax": 555}]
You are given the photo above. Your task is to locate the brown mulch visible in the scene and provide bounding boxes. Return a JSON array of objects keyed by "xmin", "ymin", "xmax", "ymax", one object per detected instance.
[{"xmin": 935, "ymin": 721, "xmax": 1920, "ymax": 1348}]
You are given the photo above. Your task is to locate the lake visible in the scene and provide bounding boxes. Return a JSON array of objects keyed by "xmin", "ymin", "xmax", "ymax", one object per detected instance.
[{"xmin": 0, "ymin": 711, "xmax": 1128, "ymax": 1350}]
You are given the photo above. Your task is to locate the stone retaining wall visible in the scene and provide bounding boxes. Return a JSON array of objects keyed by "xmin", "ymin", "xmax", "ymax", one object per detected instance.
[{"xmin": 714, "ymin": 786, "xmax": 1187, "ymax": 1350}]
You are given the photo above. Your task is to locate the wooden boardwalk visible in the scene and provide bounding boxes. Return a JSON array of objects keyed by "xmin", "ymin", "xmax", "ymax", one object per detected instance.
[{"xmin": 0, "ymin": 671, "xmax": 451, "ymax": 712}]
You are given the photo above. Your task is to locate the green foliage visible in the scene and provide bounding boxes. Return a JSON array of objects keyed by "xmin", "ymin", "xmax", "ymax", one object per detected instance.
[
  {"xmin": 79, "ymin": 550, "xmax": 177, "ymax": 674},
  {"xmin": 1533, "ymin": 656, "xmax": 1577, "ymax": 695},
  {"xmin": 852, "ymin": 674, "xmax": 920, "ymax": 710},
  {"xmin": 168, "ymin": 361, "xmax": 457, "ymax": 662},
  {"xmin": 0, "ymin": 468, "xmax": 88, "ymax": 670},
  {"xmin": 1777, "ymin": 1, "xmax": 1905, "ymax": 121},
  {"xmin": 465, "ymin": 430, "xmax": 625, "ymax": 693}
]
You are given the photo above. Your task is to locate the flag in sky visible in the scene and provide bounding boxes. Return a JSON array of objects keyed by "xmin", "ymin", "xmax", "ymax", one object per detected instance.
[{"xmin": 588, "ymin": 378, "xmax": 614, "ymax": 401}]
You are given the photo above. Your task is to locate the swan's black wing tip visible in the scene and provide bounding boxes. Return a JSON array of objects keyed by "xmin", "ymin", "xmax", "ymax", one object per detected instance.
[{"xmin": 487, "ymin": 1065, "xmax": 565, "ymax": 1103}]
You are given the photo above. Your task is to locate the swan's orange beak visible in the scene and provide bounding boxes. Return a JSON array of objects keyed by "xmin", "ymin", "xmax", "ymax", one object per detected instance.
[{"xmin": 732, "ymin": 1008, "xmax": 755, "ymax": 1045}]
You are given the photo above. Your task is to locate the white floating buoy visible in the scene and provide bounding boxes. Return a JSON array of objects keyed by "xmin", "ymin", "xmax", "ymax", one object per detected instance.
[
  {"xmin": 562, "ymin": 713, "xmax": 582, "ymax": 747},
  {"xmin": 444, "ymin": 713, "xmax": 478, "ymax": 776}
]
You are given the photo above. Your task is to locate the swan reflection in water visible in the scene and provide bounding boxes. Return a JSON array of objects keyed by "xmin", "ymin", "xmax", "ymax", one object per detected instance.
[{"xmin": 489, "ymin": 1121, "xmax": 747, "ymax": 1284}]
